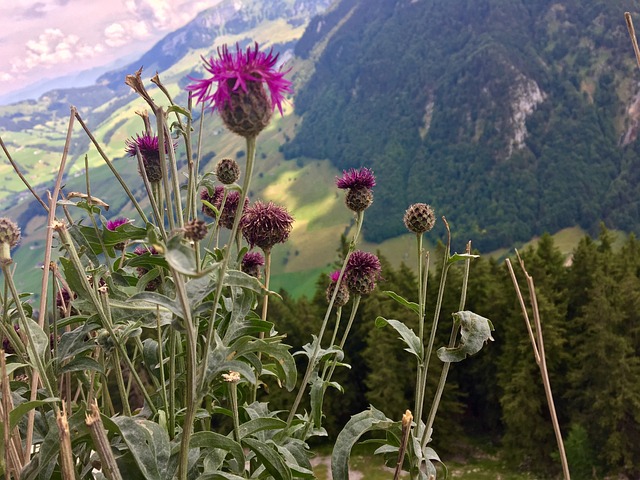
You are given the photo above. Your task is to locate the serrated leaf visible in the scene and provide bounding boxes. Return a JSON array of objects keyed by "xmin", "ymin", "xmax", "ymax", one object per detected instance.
[
  {"xmin": 383, "ymin": 291, "xmax": 420, "ymax": 314},
  {"xmin": 331, "ymin": 407, "xmax": 393, "ymax": 480},
  {"xmin": 242, "ymin": 438, "xmax": 292, "ymax": 480},
  {"xmin": 437, "ymin": 311, "xmax": 494, "ymax": 362},
  {"xmin": 375, "ymin": 317, "xmax": 423, "ymax": 359}
]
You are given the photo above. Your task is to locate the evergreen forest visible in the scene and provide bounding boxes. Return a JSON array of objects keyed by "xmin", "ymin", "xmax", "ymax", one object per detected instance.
[{"xmin": 264, "ymin": 228, "xmax": 640, "ymax": 479}]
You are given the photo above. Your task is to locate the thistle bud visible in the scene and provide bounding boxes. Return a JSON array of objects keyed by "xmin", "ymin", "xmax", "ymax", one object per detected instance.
[
  {"xmin": 0, "ymin": 217, "xmax": 21, "ymax": 265},
  {"xmin": 403, "ymin": 203, "xmax": 436, "ymax": 234},
  {"xmin": 184, "ymin": 219, "xmax": 208, "ymax": 242},
  {"xmin": 215, "ymin": 158, "xmax": 241, "ymax": 185}
]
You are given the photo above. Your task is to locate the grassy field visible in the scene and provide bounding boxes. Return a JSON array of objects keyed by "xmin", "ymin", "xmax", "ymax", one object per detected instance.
[{"xmin": 310, "ymin": 444, "xmax": 537, "ymax": 480}]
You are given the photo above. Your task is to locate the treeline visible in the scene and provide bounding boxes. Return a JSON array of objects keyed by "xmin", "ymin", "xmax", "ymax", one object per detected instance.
[
  {"xmin": 262, "ymin": 228, "xmax": 640, "ymax": 478},
  {"xmin": 285, "ymin": 0, "xmax": 640, "ymax": 251}
]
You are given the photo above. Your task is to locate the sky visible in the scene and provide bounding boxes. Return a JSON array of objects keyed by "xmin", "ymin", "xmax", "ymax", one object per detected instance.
[{"xmin": 0, "ymin": 0, "xmax": 223, "ymax": 97}]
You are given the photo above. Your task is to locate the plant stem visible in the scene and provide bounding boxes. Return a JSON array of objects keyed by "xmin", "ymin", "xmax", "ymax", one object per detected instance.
[
  {"xmin": 200, "ymin": 136, "xmax": 256, "ymax": 393},
  {"xmin": 251, "ymin": 248, "xmax": 272, "ymax": 403},
  {"xmin": 422, "ymin": 241, "xmax": 472, "ymax": 449},
  {"xmin": 415, "ymin": 218, "xmax": 451, "ymax": 432},
  {"xmin": 172, "ymin": 268, "xmax": 198, "ymax": 480}
]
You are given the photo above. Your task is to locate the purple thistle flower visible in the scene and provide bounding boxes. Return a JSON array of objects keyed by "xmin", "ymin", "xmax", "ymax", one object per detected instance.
[
  {"xmin": 344, "ymin": 250, "xmax": 382, "ymax": 296},
  {"xmin": 330, "ymin": 270, "xmax": 342, "ymax": 283},
  {"xmin": 201, "ymin": 186, "xmax": 225, "ymax": 218},
  {"xmin": 219, "ymin": 191, "xmax": 249, "ymax": 230},
  {"xmin": 241, "ymin": 251, "xmax": 265, "ymax": 278},
  {"xmin": 241, "ymin": 201, "xmax": 294, "ymax": 251},
  {"xmin": 336, "ymin": 167, "xmax": 376, "ymax": 190},
  {"xmin": 336, "ymin": 167, "xmax": 376, "ymax": 212},
  {"xmin": 133, "ymin": 245, "xmax": 159, "ymax": 256},
  {"xmin": 326, "ymin": 270, "xmax": 350, "ymax": 307},
  {"xmin": 106, "ymin": 217, "xmax": 131, "ymax": 231},
  {"xmin": 187, "ymin": 42, "xmax": 292, "ymax": 115},
  {"xmin": 125, "ymin": 133, "xmax": 175, "ymax": 183}
]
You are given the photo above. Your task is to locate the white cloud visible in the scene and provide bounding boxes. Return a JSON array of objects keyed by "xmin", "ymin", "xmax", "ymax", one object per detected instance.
[
  {"xmin": 104, "ymin": 19, "xmax": 150, "ymax": 48},
  {"xmin": 10, "ymin": 28, "xmax": 102, "ymax": 75}
]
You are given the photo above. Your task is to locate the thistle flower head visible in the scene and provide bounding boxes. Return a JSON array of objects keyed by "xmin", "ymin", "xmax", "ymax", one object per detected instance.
[
  {"xmin": 216, "ymin": 158, "xmax": 241, "ymax": 185},
  {"xmin": 336, "ymin": 167, "xmax": 376, "ymax": 190},
  {"xmin": 241, "ymin": 201, "xmax": 294, "ymax": 251},
  {"xmin": 56, "ymin": 288, "xmax": 77, "ymax": 318},
  {"xmin": 0, "ymin": 218, "xmax": 21, "ymax": 265},
  {"xmin": 125, "ymin": 133, "xmax": 174, "ymax": 183},
  {"xmin": 403, "ymin": 203, "xmax": 436, "ymax": 234},
  {"xmin": 0, "ymin": 217, "xmax": 21, "ymax": 246},
  {"xmin": 184, "ymin": 219, "xmax": 208, "ymax": 242},
  {"xmin": 336, "ymin": 168, "xmax": 376, "ymax": 212},
  {"xmin": 106, "ymin": 217, "xmax": 131, "ymax": 231},
  {"xmin": 241, "ymin": 251, "xmax": 265, "ymax": 278},
  {"xmin": 219, "ymin": 191, "xmax": 249, "ymax": 230},
  {"xmin": 187, "ymin": 42, "xmax": 292, "ymax": 137},
  {"xmin": 326, "ymin": 270, "xmax": 350, "ymax": 307},
  {"xmin": 201, "ymin": 186, "xmax": 225, "ymax": 219},
  {"xmin": 345, "ymin": 250, "xmax": 382, "ymax": 295}
]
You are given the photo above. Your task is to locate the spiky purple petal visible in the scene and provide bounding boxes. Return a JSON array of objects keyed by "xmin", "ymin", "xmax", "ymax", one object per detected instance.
[
  {"xmin": 336, "ymin": 167, "xmax": 376, "ymax": 190},
  {"xmin": 186, "ymin": 42, "xmax": 292, "ymax": 115}
]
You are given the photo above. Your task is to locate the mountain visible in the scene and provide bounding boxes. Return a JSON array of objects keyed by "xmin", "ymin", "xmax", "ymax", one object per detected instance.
[
  {"xmin": 285, "ymin": 0, "xmax": 640, "ymax": 251},
  {"xmin": 4, "ymin": 0, "xmax": 640, "ymax": 296}
]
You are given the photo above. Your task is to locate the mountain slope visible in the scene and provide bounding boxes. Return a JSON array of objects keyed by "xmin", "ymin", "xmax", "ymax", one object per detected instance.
[{"xmin": 285, "ymin": 0, "xmax": 640, "ymax": 251}]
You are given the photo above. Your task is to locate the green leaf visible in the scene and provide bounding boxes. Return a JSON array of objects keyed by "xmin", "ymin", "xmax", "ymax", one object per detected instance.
[
  {"xmin": 383, "ymin": 291, "xmax": 420, "ymax": 314},
  {"xmin": 234, "ymin": 338, "xmax": 297, "ymax": 391},
  {"xmin": 103, "ymin": 223, "xmax": 147, "ymax": 247},
  {"xmin": 331, "ymin": 407, "xmax": 393, "ymax": 480},
  {"xmin": 375, "ymin": 317, "xmax": 423, "ymax": 359},
  {"xmin": 9, "ymin": 398, "xmax": 59, "ymax": 430},
  {"xmin": 128, "ymin": 292, "xmax": 183, "ymax": 318},
  {"xmin": 60, "ymin": 356, "xmax": 104, "ymax": 375},
  {"xmin": 237, "ymin": 417, "xmax": 286, "ymax": 440},
  {"xmin": 167, "ymin": 104, "xmax": 192, "ymax": 120},
  {"xmin": 165, "ymin": 235, "xmax": 199, "ymax": 277},
  {"xmin": 113, "ymin": 416, "xmax": 173, "ymax": 480},
  {"xmin": 198, "ymin": 473, "xmax": 246, "ymax": 480},
  {"xmin": 20, "ymin": 317, "xmax": 50, "ymax": 364},
  {"xmin": 189, "ymin": 431, "xmax": 244, "ymax": 467},
  {"xmin": 242, "ymin": 437, "xmax": 292, "ymax": 480},
  {"xmin": 437, "ymin": 311, "xmax": 495, "ymax": 362},
  {"xmin": 447, "ymin": 253, "xmax": 480, "ymax": 265},
  {"xmin": 310, "ymin": 374, "xmax": 325, "ymax": 428}
]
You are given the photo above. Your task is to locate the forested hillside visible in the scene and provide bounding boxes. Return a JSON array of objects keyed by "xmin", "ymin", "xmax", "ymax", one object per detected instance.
[
  {"xmin": 266, "ymin": 228, "xmax": 640, "ymax": 478},
  {"xmin": 285, "ymin": 0, "xmax": 640, "ymax": 251}
]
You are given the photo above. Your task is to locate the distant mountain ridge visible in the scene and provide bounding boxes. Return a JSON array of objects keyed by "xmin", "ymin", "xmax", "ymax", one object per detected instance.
[{"xmin": 98, "ymin": 0, "xmax": 333, "ymax": 92}]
